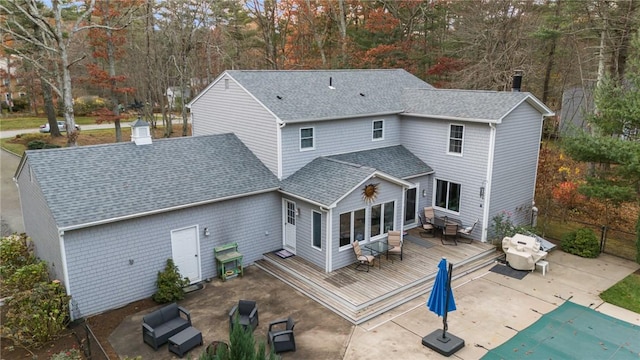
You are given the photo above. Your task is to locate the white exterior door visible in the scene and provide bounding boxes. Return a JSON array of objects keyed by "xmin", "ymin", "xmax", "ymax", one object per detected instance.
[
  {"xmin": 283, "ymin": 200, "xmax": 297, "ymax": 253},
  {"xmin": 171, "ymin": 226, "xmax": 201, "ymax": 283}
]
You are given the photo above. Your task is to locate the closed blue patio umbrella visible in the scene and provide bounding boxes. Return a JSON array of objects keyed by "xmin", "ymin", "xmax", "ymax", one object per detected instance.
[
  {"xmin": 422, "ymin": 257, "xmax": 464, "ymax": 356},
  {"xmin": 427, "ymin": 257, "xmax": 457, "ymax": 318}
]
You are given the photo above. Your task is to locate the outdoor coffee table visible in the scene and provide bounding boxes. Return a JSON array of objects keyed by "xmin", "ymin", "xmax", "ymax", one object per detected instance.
[
  {"xmin": 168, "ymin": 326, "xmax": 203, "ymax": 358},
  {"xmin": 364, "ymin": 241, "xmax": 393, "ymax": 269}
]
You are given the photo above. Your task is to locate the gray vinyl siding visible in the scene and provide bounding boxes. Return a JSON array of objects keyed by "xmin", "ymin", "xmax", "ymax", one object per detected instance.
[
  {"xmin": 489, "ymin": 103, "xmax": 542, "ymax": 229},
  {"xmin": 63, "ymin": 192, "xmax": 281, "ymax": 318},
  {"xmin": 401, "ymin": 117, "xmax": 490, "ymax": 235},
  {"xmin": 190, "ymin": 75, "xmax": 279, "ymax": 175},
  {"xmin": 330, "ymin": 178, "xmax": 404, "ymax": 271},
  {"xmin": 16, "ymin": 164, "xmax": 64, "ymax": 281},
  {"xmin": 281, "ymin": 115, "xmax": 402, "ymax": 178},
  {"xmin": 284, "ymin": 197, "xmax": 326, "ymax": 269}
]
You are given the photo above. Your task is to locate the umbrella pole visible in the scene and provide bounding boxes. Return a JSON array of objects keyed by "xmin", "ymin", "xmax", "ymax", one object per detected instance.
[{"xmin": 441, "ymin": 262, "xmax": 453, "ymax": 339}]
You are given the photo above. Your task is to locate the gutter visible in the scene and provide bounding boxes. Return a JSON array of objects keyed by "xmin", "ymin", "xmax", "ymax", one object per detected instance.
[
  {"xmin": 278, "ymin": 190, "xmax": 334, "ymax": 209},
  {"xmin": 402, "ymin": 170, "xmax": 435, "ymax": 180},
  {"xmin": 401, "ymin": 112, "xmax": 498, "ymax": 124},
  {"xmin": 284, "ymin": 111, "xmax": 401, "ymax": 124}
]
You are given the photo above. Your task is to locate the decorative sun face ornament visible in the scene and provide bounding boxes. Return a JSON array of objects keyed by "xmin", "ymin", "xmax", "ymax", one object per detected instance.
[{"xmin": 362, "ymin": 183, "xmax": 379, "ymax": 203}]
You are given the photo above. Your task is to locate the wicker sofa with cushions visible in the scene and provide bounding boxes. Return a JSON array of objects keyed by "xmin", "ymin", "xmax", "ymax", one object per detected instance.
[
  {"xmin": 502, "ymin": 234, "xmax": 548, "ymax": 271},
  {"xmin": 142, "ymin": 302, "xmax": 192, "ymax": 350}
]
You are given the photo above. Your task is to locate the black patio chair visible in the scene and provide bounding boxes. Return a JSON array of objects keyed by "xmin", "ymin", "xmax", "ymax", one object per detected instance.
[
  {"xmin": 267, "ymin": 317, "xmax": 296, "ymax": 354},
  {"xmin": 229, "ymin": 300, "xmax": 259, "ymax": 332}
]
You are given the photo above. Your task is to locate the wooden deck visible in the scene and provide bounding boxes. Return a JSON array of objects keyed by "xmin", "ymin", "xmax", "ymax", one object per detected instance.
[{"xmin": 255, "ymin": 228, "xmax": 500, "ymax": 324}]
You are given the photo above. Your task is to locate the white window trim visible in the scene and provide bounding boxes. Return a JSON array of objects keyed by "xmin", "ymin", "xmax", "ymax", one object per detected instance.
[
  {"xmin": 300, "ymin": 127, "xmax": 315, "ymax": 151},
  {"xmin": 370, "ymin": 201, "xmax": 396, "ymax": 240},
  {"xmin": 447, "ymin": 123, "xmax": 464, "ymax": 156},
  {"xmin": 338, "ymin": 208, "xmax": 366, "ymax": 251},
  {"xmin": 433, "ymin": 178, "xmax": 461, "ymax": 214},
  {"xmin": 372, "ymin": 120, "xmax": 384, "ymax": 141},
  {"xmin": 311, "ymin": 210, "xmax": 322, "ymax": 251}
]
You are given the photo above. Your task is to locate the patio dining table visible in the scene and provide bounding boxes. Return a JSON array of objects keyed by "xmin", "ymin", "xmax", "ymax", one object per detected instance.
[
  {"xmin": 431, "ymin": 216, "xmax": 462, "ymax": 233},
  {"xmin": 364, "ymin": 241, "xmax": 394, "ymax": 269}
]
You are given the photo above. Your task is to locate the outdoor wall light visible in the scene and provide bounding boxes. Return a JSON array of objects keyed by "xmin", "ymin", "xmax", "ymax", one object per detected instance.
[
  {"xmin": 479, "ymin": 187, "xmax": 485, "ymax": 199},
  {"xmin": 422, "ymin": 189, "xmax": 427, "ymax": 197},
  {"xmin": 204, "ymin": 227, "xmax": 210, "ymax": 236}
]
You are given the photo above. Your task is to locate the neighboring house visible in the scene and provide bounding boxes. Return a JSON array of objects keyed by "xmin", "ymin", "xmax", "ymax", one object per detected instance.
[
  {"xmin": 188, "ymin": 69, "xmax": 553, "ymax": 272},
  {"xmin": 16, "ymin": 69, "xmax": 553, "ymax": 319},
  {"xmin": 166, "ymin": 86, "xmax": 192, "ymax": 108},
  {"xmin": 0, "ymin": 56, "xmax": 26, "ymax": 107}
]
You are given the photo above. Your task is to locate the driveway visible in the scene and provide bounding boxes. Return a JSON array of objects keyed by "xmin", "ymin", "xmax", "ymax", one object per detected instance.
[{"xmin": 109, "ymin": 250, "xmax": 639, "ymax": 359}]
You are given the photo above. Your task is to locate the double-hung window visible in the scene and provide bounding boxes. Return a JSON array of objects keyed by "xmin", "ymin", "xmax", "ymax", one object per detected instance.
[
  {"xmin": 435, "ymin": 179, "xmax": 461, "ymax": 212},
  {"xmin": 339, "ymin": 209, "xmax": 365, "ymax": 248},
  {"xmin": 370, "ymin": 201, "xmax": 395, "ymax": 238},
  {"xmin": 372, "ymin": 120, "xmax": 384, "ymax": 140},
  {"xmin": 300, "ymin": 127, "xmax": 314, "ymax": 150},
  {"xmin": 448, "ymin": 124, "xmax": 464, "ymax": 154}
]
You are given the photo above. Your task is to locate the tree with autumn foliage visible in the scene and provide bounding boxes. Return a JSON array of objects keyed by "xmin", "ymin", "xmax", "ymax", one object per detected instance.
[{"xmin": 85, "ymin": 0, "xmax": 138, "ymax": 143}]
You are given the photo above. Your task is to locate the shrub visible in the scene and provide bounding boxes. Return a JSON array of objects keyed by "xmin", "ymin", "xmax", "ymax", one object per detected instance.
[
  {"xmin": 152, "ymin": 259, "xmax": 189, "ymax": 303},
  {"xmin": 27, "ymin": 140, "xmax": 46, "ymax": 149},
  {"xmin": 73, "ymin": 96, "xmax": 112, "ymax": 116},
  {"xmin": 4, "ymin": 260, "xmax": 49, "ymax": 295},
  {"xmin": 1, "ymin": 281, "xmax": 71, "ymax": 347},
  {"xmin": 490, "ymin": 211, "xmax": 534, "ymax": 245},
  {"xmin": 199, "ymin": 317, "xmax": 276, "ymax": 360},
  {"xmin": 561, "ymin": 228, "xmax": 600, "ymax": 258},
  {"xmin": 0, "ymin": 233, "xmax": 35, "ymax": 279},
  {"xmin": 26, "ymin": 140, "xmax": 61, "ymax": 150}
]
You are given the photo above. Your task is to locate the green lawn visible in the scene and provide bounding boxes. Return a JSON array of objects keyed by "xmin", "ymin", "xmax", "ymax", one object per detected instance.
[
  {"xmin": 0, "ymin": 116, "xmax": 97, "ymax": 131},
  {"xmin": 600, "ymin": 272, "xmax": 640, "ymax": 314}
]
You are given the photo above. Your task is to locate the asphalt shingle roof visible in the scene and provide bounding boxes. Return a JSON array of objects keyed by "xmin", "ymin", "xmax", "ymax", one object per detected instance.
[
  {"xmin": 280, "ymin": 157, "xmax": 376, "ymax": 207},
  {"xmin": 25, "ymin": 134, "xmax": 279, "ymax": 229},
  {"xmin": 402, "ymin": 89, "xmax": 534, "ymax": 121},
  {"xmin": 281, "ymin": 146, "xmax": 431, "ymax": 206},
  {"xmin": 328, "ymin": 145, "xmax": 433, "ymax": 179},
  {"xmin": 226, "ymin": 69, "xmax": 432, "ymax": 122}
]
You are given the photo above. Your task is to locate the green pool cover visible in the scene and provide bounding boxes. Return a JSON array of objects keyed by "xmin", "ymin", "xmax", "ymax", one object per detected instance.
[{"xmin": 482, "ymin": 301, "xmax": 640, "ymax": 359}]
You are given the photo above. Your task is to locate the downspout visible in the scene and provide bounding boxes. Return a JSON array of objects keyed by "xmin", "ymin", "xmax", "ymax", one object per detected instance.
[
  {"xmin": 321, "ymin": 206, "xmax": 332, "ymax": 273},
  {"xmin": 58, "ymin": 230, "xmax": 74, "ymax": 319},
  {"xmin": 401, "ymin": 186, "xmax": 408, "ymax": 231},
  {"xmin": 481, "ymin": 123, "xmax": 497, "ymax": 242}
]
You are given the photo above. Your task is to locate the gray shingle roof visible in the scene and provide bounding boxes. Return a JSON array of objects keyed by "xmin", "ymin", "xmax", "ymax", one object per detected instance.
[
  {"xmin": 226, "ymin": 69, "xmax": 432, "ymax": 122},
  {"xmin": 280, "ymin": 157, "xmax": 376, "ymax": 207},
  {"xmin": 402, "ymin": 89, "xmax": 539, "ymax": 121},
  {"xmin": 281, "ymin": 146, "xmax": 431, "ymax": 206},
  {"xmin": 25, "ymin": 134, "xmax": 279, "ymax": 229},
  {"xmin": 328, "ymin": 145, "xmax": 432, "ymax": 179}
]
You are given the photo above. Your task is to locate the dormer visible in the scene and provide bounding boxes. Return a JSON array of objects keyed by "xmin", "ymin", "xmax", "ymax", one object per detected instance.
[{"xmin": 131, "ymin": 118, "xmax": 152, "ymax": 145}]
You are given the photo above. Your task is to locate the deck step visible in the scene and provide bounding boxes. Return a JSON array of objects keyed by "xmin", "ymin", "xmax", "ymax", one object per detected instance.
[{"xmin": 255, "ymin": 246, "xmax": 501, "ymax": 324}]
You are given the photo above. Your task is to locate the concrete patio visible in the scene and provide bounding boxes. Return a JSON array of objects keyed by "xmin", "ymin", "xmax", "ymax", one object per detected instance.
[{"xmin": 108, "ymin": 250, "xmax": 640, "ymax": 359}]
